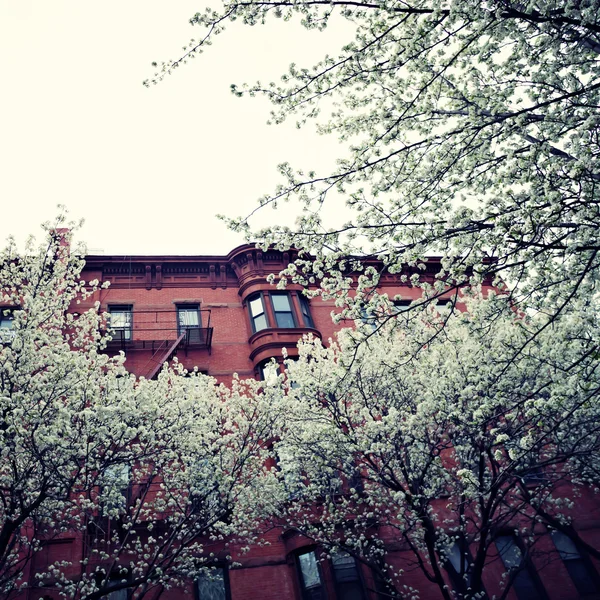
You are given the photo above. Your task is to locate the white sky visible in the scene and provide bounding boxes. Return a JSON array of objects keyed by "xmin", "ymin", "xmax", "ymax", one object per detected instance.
[{"xmin": 0, "ymin": 1, "xmax": 354, "ymax": 255}]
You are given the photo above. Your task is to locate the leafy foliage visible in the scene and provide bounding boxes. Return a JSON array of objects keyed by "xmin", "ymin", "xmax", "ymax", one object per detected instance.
[
  {"xmin": 150, "ymin": 0, "xmax": 600, "ymax": 319},
  {"xmin": 0, "ymin": 219, "xmax": 275, "ymax": 598},
  {"xmin": 269, "ymin": 294, "xmax": 600, "ymax": 599}
]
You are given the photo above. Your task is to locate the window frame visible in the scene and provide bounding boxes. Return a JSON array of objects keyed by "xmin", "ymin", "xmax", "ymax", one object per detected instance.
[
  {"xmin": 258, "ymin": 359, "xmax": 281, "ymax": 384},
  {"xmin": 330, "ymin": 550, "xmax": 367, "ymax": 600},
  {"xmin": 496, "ymin": 534, "xmax": 548, "ymax": 600},
  {"xmin": 194, "ymin": 564, "xmax": 231, "ymax": 600},
  {"xmin": 296, "ymin": 549, "xmax": 327, "ymax": 600},
  {"xmin": 295, "ymin": 548, "xmax": 369, "ymax": 600},
  {"xmin": 108, "ymin": 305, "xmax": 133, "ymax": 342},
  {"xmin": 299, "ymin": 295, "xmax": 315, "ymax": 328},
  {"xmin": 270, "ymin": 292, "xmax": 297, "ymax": 328},
  {"xmin": 0, "ymin": 308, "xmax": 16, "ymax": 343},
  {"xmin": 101, "ymin": 463, "xmax": 132, "ymax": 514},
  {"xmin": 177, "ymin": 303, "xmax": 203, "ymax": 344},
  {"xmin": 442, "ymin": 538, "xmax": 487, "ymax": 599},
  {"xmin": 551, "ymin": 530, "xmax": 600, "ymax": 597},
  {"xmin": 248, "ymin": 293, "xmax": 270, "ymax": 333},
  {"xmin": 177, "ymin": 304, "xmax": 202, "ymax": 332}
]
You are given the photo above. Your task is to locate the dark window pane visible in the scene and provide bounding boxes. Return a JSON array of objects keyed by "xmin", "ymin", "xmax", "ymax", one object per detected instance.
[
  {"xmin": 497, "ymin": 536, "xmax": 545, "ymax": 600},
  {"xmin": 300, "ymin": 297, "xmax": 314, "ymax": 328},
  {"xmin": 259, "ymin": 361, "xmax": 279, "ymax": 383},
  {"xmin": 275, "ymin": 313, "xmax": 295, "ymax": 328},
  {"xmin": 497, "ymin": 536, "xmax": 522, "ymax": 570},
  {"xmin": 565, "ymin": 561, "xmax": 598, "ymax": 596},
  {"xmin": 552, "ymin": 532, "xmax": 598, "ymax": 596},
  {"xmin": 338, "ymin": 583, "xmax": 364, "ymax": 600},
  {"xmin": 332, "ymin": 552, "xmax": 365, "ymax": 600},
  {"xmin": 392, "ymin": 301, "xmax": 411, "ymax": 313},
  {"xmin": 196, "ymin": 568, "xmax": 227, "ymax": 600},
  {"xmin": 513, "ymin": 570, "xmax": 544, "ymax": 600},
  {"xmin": 445, "ymin": 542, "xmax": 472, "ymax": 591}
]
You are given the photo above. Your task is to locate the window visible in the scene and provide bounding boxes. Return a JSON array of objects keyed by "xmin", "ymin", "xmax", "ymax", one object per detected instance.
[
  {"xmin": 0, "ymin": 309, "xmax": 15, "ymax": 343},
  {"xmin": 258, "ymin": 359, "xmax": 280, "ymax": 384},
  {"xmin": 521, "ymin": 465, "xmax": 547, "ymax": 487},
  {"xmin": 271, "ymin": 293, "xmax": 296, "ymax": 328},
  {"xmin": 102, "ymin": 572, "xmax": 131, "ymax": 600},
  {"xmin": 552, "ymin": 531, "xmax": 599, "ymax": 597},
  {"xmin": 496, "ymin": 535, "xmax": 547, "ymax": 600},
  {"xmin": 104, "ymin": 589, "xmax": 128, "ymax": 600},
  {"xmin": 392, "ymin": 300, "xmax": 411, "ymax": 313},
  {"xmin": 296, "ymin": 549, "xmax": 367, "ymax": 600},
  {"xmin": 299, "ymin": 296, "xmax": 315, "ymax": 328},
  {"xmin": 443, "ymin": 540, "xmax": 486, "ymax": 597},
  {"xmin": 331, "ymin": 551, "xmax": 365, "ymax": 600},
  {"xmin": 297, "ymin": 551, "xmax": 326, "ymax": 600},
  {"xmin": 359, "ymin": 306, "xmax": 377, "ymax": 331},
  {"xmin": 102, "ymin": 464, "xmax": 131, "ymax": 514},
  {"xmin": 178, "ymin": 304, "xmax": 202, "ymax": 343},
  {"xmin": 347, "ymin": 468, "xmax": 364, "ymax": 495},
  {"xmin": 248, "ymin": 294, "xmax": 269, "ymax": 332},
  {"xmin": 108, "ymin": 306, "xmax": 133, "ymax": 341},
  {"xmin": 195, "ymin": 566, "xmax": 230, "ymax": 600}
]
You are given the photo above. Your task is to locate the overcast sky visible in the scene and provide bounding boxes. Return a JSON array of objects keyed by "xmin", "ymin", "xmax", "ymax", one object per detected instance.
[{"xmin": 0, "ymin": 1, "xmax": 353, "ymax": 255}]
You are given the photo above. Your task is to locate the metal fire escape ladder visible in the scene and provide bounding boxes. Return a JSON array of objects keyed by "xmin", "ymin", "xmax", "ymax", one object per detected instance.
[{"xmin": 143, "ymin": 332, "xmax": 187, "ymax": 380}]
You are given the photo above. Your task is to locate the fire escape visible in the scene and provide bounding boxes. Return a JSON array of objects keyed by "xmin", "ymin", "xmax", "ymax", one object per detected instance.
[{"xmin": 105, "ymin": 309, "xmax": 213, "ymax": 379}]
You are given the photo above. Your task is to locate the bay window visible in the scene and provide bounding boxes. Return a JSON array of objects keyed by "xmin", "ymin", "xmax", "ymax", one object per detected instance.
[
  {"xmin": 248, "ymin": 294, "xmax": 268, "ymax": 332},
  {"xmin": 299, "ymin": 296, "xmax": 315, "ymax": 328},
  {"xmin": 247, "ymin": 292, "xmax": 314, "ymax": 332},
  {"xmin": 271, "ymin": 293, "xmax": 296, "ymax": 328}
]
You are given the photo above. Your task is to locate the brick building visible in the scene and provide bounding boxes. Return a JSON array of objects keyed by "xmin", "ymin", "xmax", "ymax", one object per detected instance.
[{"xmin": 18, "ymin": 244, "xmax": 600, "ymax": 600}]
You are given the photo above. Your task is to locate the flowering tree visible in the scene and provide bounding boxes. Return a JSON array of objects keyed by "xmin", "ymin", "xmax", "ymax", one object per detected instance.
[
  {"xmin": 267, "ymin": 294, "xmax": 600, "ymax": 599},
  {"xmin": 149, "ymin": 0, "xmax": 600, "ymax": 322},
  {"xmin": 0, "ymin": 220, "xmax": 276, "ymax": 598}
]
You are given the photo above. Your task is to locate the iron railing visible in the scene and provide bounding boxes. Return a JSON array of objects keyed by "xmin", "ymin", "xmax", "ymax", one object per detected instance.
[{"xmin": 105, "ymin": 309, "xmax": 213, "ymax": 353}]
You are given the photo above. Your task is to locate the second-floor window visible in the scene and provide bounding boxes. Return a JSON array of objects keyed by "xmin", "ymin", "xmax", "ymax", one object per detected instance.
[
  {"xmin": 249, "ymin": 294, "xmax": 268, "ymax": 332},
  {"xmin": 177, "ymin": 304, "xmax": 201, "ymax": 342},
  {"xmin": 109, "ymin": 306, "xmax": 133, "ymax": 341},
  {"xmin": 196, "ymin": 566, "xmax": 230, "ymax": 600},
  {"xmin": 552, "ymin": 531, "xmax": 600, "ymax": 597},
  {"xmin": 271, "ymin": 293, "xmax": 296, "ymax": 328},
  {"xmin": 178, "ymin": 305, "xmax": 201, "ymax": 331},
  {"xmin": 248, "ymin": 292, "xmax": 315, "ymax": 332},
  {"xmin": 297, "ymin": 550, "xmax": 325, "ymax": 600},
  {"xmin": 496, "ymin": 535, "xmax": 547, "ymax": 600},
  {"xmin": 101, "ymin": 464, "xmax": 132, "ymax": 514},
  {"xmin": 296, "ymin": 549, "xmax": 366, "ymax": 600},
  {"xmin": 0, "ymin": 309, "xmax": 15, "ymax": 343},
  {"xmin": 299, "ymin": 296, "xmax": 315, "ymax": 328}
]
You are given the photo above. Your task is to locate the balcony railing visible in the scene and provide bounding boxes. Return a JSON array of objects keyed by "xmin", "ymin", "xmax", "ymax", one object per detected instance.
[{"xmin": 105, "ymin": 309, "xmax": 213, "ymax": 354}]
